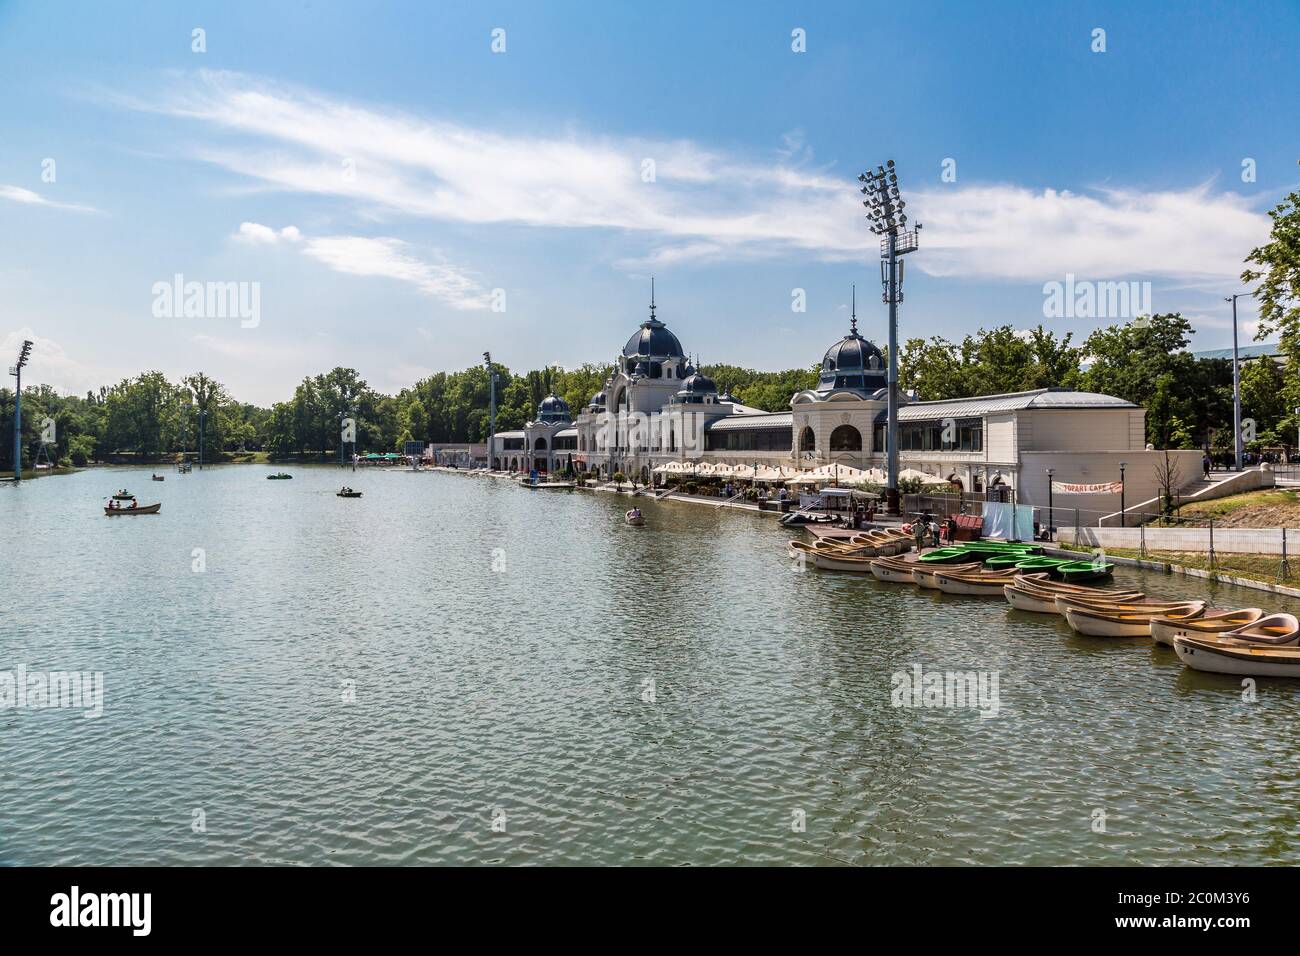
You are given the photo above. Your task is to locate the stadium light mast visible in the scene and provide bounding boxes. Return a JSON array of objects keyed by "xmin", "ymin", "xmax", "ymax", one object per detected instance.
[
  {"xmin": 484, "ymin": 351, "xmax": 497, "ymax": 471},
  {"xmin": 859, "ymin": 160, "xmax": 920, "ymax": 516},
  {"xmin": 9, "ymin": 339, "xmax": 33, "ymax": 481}
]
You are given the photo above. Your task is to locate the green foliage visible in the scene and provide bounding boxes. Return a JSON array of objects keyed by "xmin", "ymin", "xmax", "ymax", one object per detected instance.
[
  {"xmin": 698, "ymin": 364, "xmax": 819, "ymax": 411},
  {"xmin": 899, "ymin": 325, "xmax": 1081, "ymax": 401}
]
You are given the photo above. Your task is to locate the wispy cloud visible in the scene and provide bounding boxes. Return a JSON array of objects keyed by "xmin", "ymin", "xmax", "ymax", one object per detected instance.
[
  {"xmin": 234, "ymin": 221, "xmax": 490, "ymax": 309},
  {"xmin": 122, "ymin": 71, "xmax": 1269, "ymax": 284},
  {"xmin": 0, "ymin": 184, "xmax": 100, "ymax": 214},
  {"xmin": 1, "ymin": 328, "xmax": 115, "ymax": 394}
]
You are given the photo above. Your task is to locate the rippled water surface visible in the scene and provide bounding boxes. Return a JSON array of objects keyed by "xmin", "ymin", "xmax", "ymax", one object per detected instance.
[{"xmin": 3, "ymin": 465, "xmax": 1300, "ymax": 865}]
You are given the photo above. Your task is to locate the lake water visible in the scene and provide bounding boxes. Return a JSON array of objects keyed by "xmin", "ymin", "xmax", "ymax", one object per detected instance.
[{"xmin": 3, "ymin": 464, "xmax": 1300, "ymax": 866}]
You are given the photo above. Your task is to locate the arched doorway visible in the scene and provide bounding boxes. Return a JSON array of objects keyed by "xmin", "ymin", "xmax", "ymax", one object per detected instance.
[
  {"xmin": 799, "ymin": 426, "xmax": 815, "ymax": 452},
  {"xmin": 829, "ymin": 424, "xmax": 862, "ymax": 452}
]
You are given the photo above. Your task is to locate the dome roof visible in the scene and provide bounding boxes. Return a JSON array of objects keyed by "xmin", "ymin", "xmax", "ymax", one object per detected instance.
[
  {"xmin": 623, "ymin": 318, "xmax": 685, "ymax": 359},
  {"xmin": 679, "ymin": 371, "xmax": 717, "ymax": 394},
  {"xmin": 536, "ymin": 393, "xmax": 572, "ymax": 424},
  {"xmin": 822, "ymin": 331, "xmax": 884, "ymax": 375},
  {"xmin": 588, "ymin": 390, "xmax": 607, "ymax": 409}
]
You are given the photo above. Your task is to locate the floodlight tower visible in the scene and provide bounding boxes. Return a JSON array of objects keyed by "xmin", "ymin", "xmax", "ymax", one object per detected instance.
[
  {"xmin": 858, "ymin": 160, "xmax": 921, "ymax": 516},
  {"xmin": 484, "ymin": 351, "xmax": 498, "ymax": 470},
  {"xmin": 9, "ymin": 339, "xmax": 33, "ymax": 481}
]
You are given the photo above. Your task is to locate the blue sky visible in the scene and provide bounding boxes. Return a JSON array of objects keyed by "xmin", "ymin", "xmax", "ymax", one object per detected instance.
[{"xmin": 1, "ymin": 0, "xmax": 1296, "ymax": 405}]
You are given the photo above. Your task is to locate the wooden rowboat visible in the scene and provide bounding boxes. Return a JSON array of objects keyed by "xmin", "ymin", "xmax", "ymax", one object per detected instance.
[
  {"xmin": 1053, "ymin": 593, "xmax": 1199, "ymax": 615},
  {"xmin": 1003, "ymin": 584, "xmax": 1143, "ymax": 614},
  {"xmin": 934, "ymin": 567, "xmax": 1024, "ymax": 596},
  {"xmin": 1063, "ymin": 601, "xmax": 1206, "ymax": 638},
  {"xmin": 337, "ymin": 491, "xmax": 363, "ymax": 498},
  {"xmin": 1150, "ymin": 608, "xmax": 1263, "ymax": 647},
  {"xmin": 913, "ymin": 561, "xmax": 982, "ymax": 588},
  {"xmin": 104, "ymin": 502, "xmax": 160, "ymax": 515},
  {"xmin": 1215, "ymin": 613, "xmax": 1300, "ymax": 646},
  {"xmin": 869, "ymin": 556, "xmax": 918, "ymax": 583},
  {"xmin": 1174, "ymin": 629, "xmax": 1300, "ymax": 678}
]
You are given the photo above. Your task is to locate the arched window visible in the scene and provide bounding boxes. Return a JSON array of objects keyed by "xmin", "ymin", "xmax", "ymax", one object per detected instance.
[
  {"xmin": 534, "ymin": 436, "xmax": 548, "ymax": 450},
  {"xmin": 799, "ymin": 426, "xmax": 815, "ymax": 452},
  {"xmin": 829, "ymin": 424, "xmax": 862, "ymax": 452}
]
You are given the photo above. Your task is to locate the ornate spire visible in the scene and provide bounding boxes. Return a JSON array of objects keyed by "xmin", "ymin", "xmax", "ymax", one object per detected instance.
[
  {"xmin": 649, "ymin": 276, "xmax": 656, "ymax": 321},
  {"xmin": 850, "ymin": 284, "xmax": 858, "ymax": 335}
]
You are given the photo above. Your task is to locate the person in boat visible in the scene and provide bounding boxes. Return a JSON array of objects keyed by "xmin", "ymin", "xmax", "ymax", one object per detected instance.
[{"xmin": 628, "ymin": 508, "xmax": 642, "ymax": 520}]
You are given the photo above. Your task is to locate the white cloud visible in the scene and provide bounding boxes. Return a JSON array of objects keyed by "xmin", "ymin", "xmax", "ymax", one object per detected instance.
[
  {"xmin": 0, "ymin": 184, "xmax": 100, "ymax": 214},
  {"xmin": 124, "ymin": 71, "xmax": 1271, "ymax": 285},
  {"xmin": 234, "ymin": 221, "xmax": 489, "ymax": 310},
  {"xmin": 0, "ymin": 328, "xmax": 115, "ymax": 395}
]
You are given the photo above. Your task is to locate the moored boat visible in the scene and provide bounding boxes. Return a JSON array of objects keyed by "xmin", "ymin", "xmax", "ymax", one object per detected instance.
[
  {"xmin": 1174, "ymin": 630, "xmax": 1300, "ymax": 678},
  {"xmin": 1057, "ymin": 560, "xmax": 1115, "ymax": 583},
  {"xmin": 1150, "ymin": 608, "xmax": 1263, "ymax": 647},
  {"xmin": 934, "ymin": 567, "xmax": 1024, "ymax": 597},
  {"xmin": 1003, "ymin": 582, "xmax": 1145, "ymax": 614},
  {"xmin": 913, "ymin": 561, "xmax": 982, "ymax": 588},
  {"xmin": 869, "ymin": 555, "xmax": 917, "ymax": 583},
  {"xmin": 1063, "ymin": 601, "xmax": 1206, "ymax": 638}
]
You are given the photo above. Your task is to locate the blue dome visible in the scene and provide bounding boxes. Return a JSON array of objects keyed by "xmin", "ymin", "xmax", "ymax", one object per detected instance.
[
  {"xmin": 588, "ymin": 390, "xmax": 607, "ymax": 410},
  {"xmin": 818, "ymin": 326, "xmax": 886, "ymax": 394},
  {"xmin": 623, "ymin": 318, "xmax": 685, "ymax": 359},
  {"xmin": 536, "ymin": 393, "xmax": 572, "ymax": 424},
  {"xmin": 672, "ymin": 371, "xmax": 718, "ymax": 404}
]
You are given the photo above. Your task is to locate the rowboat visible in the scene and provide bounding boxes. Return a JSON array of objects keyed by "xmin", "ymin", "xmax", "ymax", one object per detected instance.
[
  {"xmin": 1058, "ymin": 560, "xmax": 1115, "ymax": 583},
  {"xmin": 337, "ymin": 490, "xmax": 363, "ymax": 498},
  {"xmin": 151, "ymin": 475, "xmax": 165, "ymax": 482},
  {"xmin": 1003, "ymin": 584, "xmax": 1144, "ymax": 614},
  {"xmin": 869, "ymin": 555, "xmax": 918, "ymax": 583},
  {"xmin": 104, "ymin": 502, "xmax": 160, "ymax": 515},
  {"xmin": 1150, "ymin": 608, "xmax": 1263, "ymax": 647},
  {"xmin": 1012, "ymin": 557, "xmax": 1075, "ymax": 577},
  {"xmin": 787, "ymin": 540, "xmax": 880, "ymax": 572},
  {"xmin": 934, "ymin": 567, "xmax": 1024, "ymax": 597},
  {"xmin": 111, "ymin": 491, "xmax": 135, "ymax": 501},
  {"xmin": 625, "ymin": 510, "xmax": 645, "ymax": 527},
  {"xmin": 1053, "ymin": 593, "xmax": 1199, "ymax": 615},
  {"xmin": 1063, "ymin": 601, "xmax": 1206, "ymax": 638},
  {"xmin": 913, "ymin": 561, "xmax": 982, "ymax": 588},
  {"xmin": 1216, "ymin": 612, "xmax": 1300, "ymax": 646},
  {"xmin": 267, "ymin": 473, "xmax": 293, "ymax": 480},
  {"xmin": 1174, "ymin": 626, "xmax": 1300, "ymax": 678}
]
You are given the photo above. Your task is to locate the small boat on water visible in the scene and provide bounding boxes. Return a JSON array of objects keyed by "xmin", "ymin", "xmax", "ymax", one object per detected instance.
[
  {"xmin": 111, "ymin": 490, "xmax": 135, "ymax": 501},
  {"xmin": 913, "ymin": 561, "xmax": 983, "ymax": 589},
  {"xmin": 1063, "ymin": 600, "xmax": 1206, "ymax": 638},
  {"xmin": 1150, "ymin": 608, "xmax": 1263, "ymax": 647},
  {"xmin": 869, "ymin": 555, "xmax": 917, "ymax": 583},
  {"xmin": 104, "ymin": 502, "xmax": 160, "ymax": 515},
  {"xmin": 267, "ymin": 473, "xmax": 293, "ymax": 480},
  {"xmin": 935, "ymin": 568, "xmax": 1032, "ymax": 597},
  {"xmin": 337, "ymin": 488, "xmax": 363, "ymax": 498},
  {"xmin": 625, "ymin": 509, "xmax": 645, "ymax": 527},
  {"xmin": 1175, "ymin": 640, "xmax": 1300, "ymax": 678},
  {"xmin": 151, "ymin": 474, "xmax": 165, "ymax": 482},
  {"xmin": 1003, "ymin": 581, "xmax": 1143, "ymax": 614},
  {"xmin": 1057, "ymin": 560, "xmax": 1115, "ymax": 583}
]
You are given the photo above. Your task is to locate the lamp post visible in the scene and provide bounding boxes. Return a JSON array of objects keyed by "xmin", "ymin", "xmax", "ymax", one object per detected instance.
[
  {"xmin": 9, "ymin": 339, "xmax": 33, "ymax": 480},
  {"xmin": 1225, "ymin": 293, "xmax": 1246, "ymax": 471},
  {"xmin": 1045, "ymin": 467, "xmax": 1055, "ymax": 542},
  {"xmin": 858, "ymin": 159, "xmax": 920, "ymax": 517},
  {"xmin": 1119, "ymin": 460, "xmax": 1127, "ymax": 528}
]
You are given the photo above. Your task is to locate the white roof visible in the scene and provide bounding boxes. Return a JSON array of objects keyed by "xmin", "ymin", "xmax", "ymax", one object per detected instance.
[
  {"xmin": 706, "ymin": 412, "xmax": 794, "ymax": 431},
  {"xmin": 897, "ymin": 388, "xmax": 1135, "ymax": 421}
]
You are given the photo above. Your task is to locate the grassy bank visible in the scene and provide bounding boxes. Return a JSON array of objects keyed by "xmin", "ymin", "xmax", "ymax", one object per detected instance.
[
  {"xmin": 0, "ymin": 466, "xmax": 79, "ymax": 480},
  {"xmin": 1057, "ymin": 541, "xmax": 1300, "ymax": 586},
  {"xmin": 1165, "ymin": 488, "xmax": 1300, "ymax": 528}
]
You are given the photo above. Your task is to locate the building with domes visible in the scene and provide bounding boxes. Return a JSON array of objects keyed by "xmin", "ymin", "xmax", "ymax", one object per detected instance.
[{"xmin": 486, "ymin": 283, "xmax": 1203, "ymax": 519}]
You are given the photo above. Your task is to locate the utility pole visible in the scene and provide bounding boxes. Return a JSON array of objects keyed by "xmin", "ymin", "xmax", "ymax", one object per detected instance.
[
  {"xmin": 858, "ymin": 160, "xmax": 920, "ymax": 516},
  {"xmin": 1225, "ymin": 293, "xmax": 1245, "ymax": 471},
  {"xmin": 9, "ymin": 339, "xmax": 33, "ymax": 480}
]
